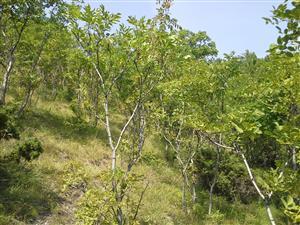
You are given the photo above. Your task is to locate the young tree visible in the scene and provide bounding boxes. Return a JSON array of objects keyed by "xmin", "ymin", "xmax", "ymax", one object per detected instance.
[
  {"xmin": 0, "ymin": 0, "xmax": 62, "ymax": 105},
  {"xmin": 67, "ymin": 2, "xmax": 179, "ymax": 223}
]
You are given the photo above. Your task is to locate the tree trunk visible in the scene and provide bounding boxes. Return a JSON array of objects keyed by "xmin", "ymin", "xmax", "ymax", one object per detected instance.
[
  {"xmin": 77, "ymin": 91, "xmax": 82, "ymax": 112},
  {"xmin": 127, "ymin": 107, "xmax": 145, "ymax": 172},
  {"xmin": 192, "ymin": 181, "xmax": 197, "ymax": 204},
  {"xmin": 0, "ymin": 58, "xmax": 13, "ymax": 105},
  {"xmin": 208, "ymin": 176, "xmax": 216, "ymax": 215},
  {"xmin": 182, "ymin": 172, "xmax": 189, "ymax": 210},
  {"xmin": 236, "ymin": 146, "xmax": 276, "ymax": 225},
  {"xmin": 265, "ymin": 200, "xmax": 276, "ymax": 225},
  {"xmin": 182, "ymin": 175, "xmax": 187, "ymax": 210},
  {"xmin": 291, "ymin": 147, "xmax": 297, "ymax": 170},
  {"xmin": 208, "ymin": 142, "xmax": 220, "ymax": 215},
  {"xmin": 117, "ymin": 207, "xmax": 123, "ymax": 225},
  {"xmin": 0, "ymin": 10, "xmax": 30, "ymax": 106},
  {"xmin": 18, "ymin": 86, "xmax": 32, "ymax": 116},
  {"xmin": 94, "ymin": 86, "xmax": 99, "ymax": 126},
  {"xmin": 289, "ymin": 103, "xmax": 298, "ymax": 170},
  {"xmin": 103, "ymin": 96, "xmax": 121, "ymax": 222}
]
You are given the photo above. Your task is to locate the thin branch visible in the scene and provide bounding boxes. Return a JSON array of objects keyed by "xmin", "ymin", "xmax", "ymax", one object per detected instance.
[
  {"xmin": 198, "ymin": 131, "xmax": 234, "ymax": 150},
  {"xmin": 115, "ymin": 102, "xmax": 140, "ymax": 151},
  {"xmin": 163, "ymin": 133, "xmax": 185, "ymax": 168},
  {"xmin": 133, "ymin": 181, "xmax": 149, "ymax": 220},
  {"xmin": 127, "ymin": 109, "xmax": 146, "ymax": 172},
  {"xmin": 9, "ymin": 6, "xmax": 30, "ymax": 56}
]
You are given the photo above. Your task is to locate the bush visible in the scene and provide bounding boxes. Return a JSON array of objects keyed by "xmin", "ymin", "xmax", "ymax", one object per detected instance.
[
  {"xmin": 196, "ymin": 148, "xmax": 257, "ymax": 203},
  {"xmin": 0, "ymin": 108, "xmax": 19, "ymax": 140},
  {"xmin": 16, "ymin": 138, "xmax": 43, "ymax": 162},
  {"xmin": 141, "ymin": 151, "xmax": 166, "ymax": 167},
  {"xmin": 62, "ymin": 161, "xmax": 88, "ymax": 192},
  {"xmin": 75, "ymin": 188, "xmax": 116, "ymax": 225},
  {"xmin": 61, "ymin": 87, "xmax": 76, "ymax": 102},
  {"xmin": 205, "ymin": 210, "xmax": 225, "ymax": 225},
  {"xmin": 64, "ymin": 116, "xmax": 90, "ymax": 133}
]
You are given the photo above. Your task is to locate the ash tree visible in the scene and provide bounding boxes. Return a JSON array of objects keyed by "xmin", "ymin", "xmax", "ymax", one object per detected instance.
[{"xmin": 66, "ymin": 2, "xmax": 180, "ymax": 224}]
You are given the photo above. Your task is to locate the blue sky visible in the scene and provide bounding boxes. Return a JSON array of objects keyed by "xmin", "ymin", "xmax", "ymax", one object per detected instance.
[{"xmin": 85, "ymin": 0, "xmax": 282, "ymax": 58}]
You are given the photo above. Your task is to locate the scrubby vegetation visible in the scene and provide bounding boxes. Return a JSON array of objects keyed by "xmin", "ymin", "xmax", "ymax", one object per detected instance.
[{"xmin": 0, "ymin": 0, "xmax": 299, "ymax": 224}]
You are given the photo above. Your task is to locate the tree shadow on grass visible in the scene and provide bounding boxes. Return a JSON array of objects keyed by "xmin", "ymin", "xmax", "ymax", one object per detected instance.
[
  {"xmin": 19, "ymin": 109, "xmax": 110, "ymax": 144},
  {"xmin": 0, "ymin": 159, "xmax": 60, "ymax": 224}
]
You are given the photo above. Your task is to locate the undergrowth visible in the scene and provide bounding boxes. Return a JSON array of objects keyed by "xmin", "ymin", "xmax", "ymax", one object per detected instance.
[{"xmin": 0, "ymin": 98, "xmax": 287, "ymax": 225}]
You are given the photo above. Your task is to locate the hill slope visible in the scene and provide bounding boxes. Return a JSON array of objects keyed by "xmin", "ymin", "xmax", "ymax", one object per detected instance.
[{"xmin": 0, "ymin": 99, "xmax": 283, "ymax": 225}]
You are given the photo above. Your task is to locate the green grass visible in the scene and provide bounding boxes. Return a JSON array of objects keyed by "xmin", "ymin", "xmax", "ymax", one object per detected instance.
[{"xmin": 0, "ymin": 98, "xmax": 288, "ymax": 225}]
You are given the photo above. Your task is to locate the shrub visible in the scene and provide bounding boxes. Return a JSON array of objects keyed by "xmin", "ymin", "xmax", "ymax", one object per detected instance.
[
  {"xmin": 64, "ymin": 116, "xmax": 90, "ymax": 133},
  {"xmin": 205, "ymin": 210, "xmax": 224, "ymax": 225},
  {"xmin": 282, "ymin": 196, "xmax": 300, "ymax": 224},
  {"xmin": 75, "ymin": 188, "xmax": 116, "ymax": 225},
  {"xmin": 0, "ymin": 108, "xmax": 20, "ymax": 140},
  {"xmin": 62, "ymin": 161, "xmax": 88, "ymax": 192},
  {"xmin": 141, "ymin": 151, "xmax": 166, "ymax": 167},
  {"xmin": 61, "ymin": 87, "xmax": 76, "ymax": 102},
  {"xmin": 16, "ymin": 138, "xmax": 43, "ymax": 162},
  {"xmin": 196, "ymin": 147, "xmax": 257, "ymax": 203}
]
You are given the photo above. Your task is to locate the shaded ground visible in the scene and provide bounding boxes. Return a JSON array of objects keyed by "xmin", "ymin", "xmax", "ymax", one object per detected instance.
[{"xmin": 0, "ymin": 159, "xmax": 59, "ymax": 225}]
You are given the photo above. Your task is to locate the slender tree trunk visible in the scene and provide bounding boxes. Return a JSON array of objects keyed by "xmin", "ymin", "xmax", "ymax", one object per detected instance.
[
  {"xmin": 182, "ymin": 173, "xmax": 188, "ymax": 210},
  {"xmin": 103, "ymin": 96, "xmax": 116, "ymax": 173},
  {"xmin": 208, "ymin": 176, "xmax": 216, "ymax": 215},
  {"xmin": 0, "ymin": 9, "xmax": 29, "ymax": 106},
  {"xmin": 291, "ymin": 147, "xmax": 297, "ymax": 170},
  {"xmin": 265, "ymin": 200, "xmax": 276, "ymax": 225},
  {"xmin": 77, "ymin": 91, "xmax": 82, "ymax": 111},
  {"xmin": 93, "ymin": 61, "xmax": 139, "ymax": 224},
  {"xmin": 289, "ymin": 103, "xmax": 298, "ymax": 170},
  {"xmin": 236, "ymin": 146, "xmax": 276, "ymax": 225},
  {"xmin": 18, "ymin": 85, "xmax": 32, "ymax": 116},
  {"xmin": 103, "ymin": 95, "xmax": 121, "ymax": 224},
  {"xmin": 208, "ymin": 141, "xmax": 220, "ymax": 215},
  {"xmin": 202, "ymin": 136, "xmax": 276, "ymax": 224},
  {"xmin": 52, "ymin": 82, "xmax": 57, "ymax": 100},
  {"xmin": 18, "ymin": 34, "xmax": 49, "ymax": 115},
  {"xmin": 192, "ymin": 180, "xmax": 197, "ymax": 204},
  {"xmin": 17, "ymin": 32, "xmax": 50, "ymax": 115},
  {"xmin": 77, "ymin": 69, "xmax": 83, "ymax": 112},
  {"xmin": 133, "ymin": 181, "xmax": 149, "ymax": 221},
  {"xmin": 117, "ymin": 206, "xmax": 123, "ymax": 225},
  {"xmin": 0, "ymin": 57, "xmax": 13, "ymax": 105},
  {"xmin": 127, "ymin": 107, "xmax": 145, "ymax": 172},
  {"xmin": 94, "ymin": 86, "xmax": 99, "ymax": 126}
]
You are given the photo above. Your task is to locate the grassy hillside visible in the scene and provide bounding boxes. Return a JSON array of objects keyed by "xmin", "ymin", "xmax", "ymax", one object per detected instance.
[{"xmin": 0, "ymin": 98, "xmax": 285, "ymax": 225}]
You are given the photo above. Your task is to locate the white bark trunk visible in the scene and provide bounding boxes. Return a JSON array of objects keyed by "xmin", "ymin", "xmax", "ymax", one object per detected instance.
[
  {"xmin": 291, "ymin": 147, "xmax": 297, "ymax": 170},
  {"xmin": 103, "ymin": 96, "xmax": 116, "ymax": 172},
  {"xmin": 266, "ymin": 203, "xmax": 276, "ymax": 225},
  {"xmin": 201, "ymin": 136, "xmax": 276, "ymax": 225},
  {"xmin": 0, "ymin": 58, "xmax": 13, "ymax": 105},
  {"xmin": 239, "ymin": 150, "xmax": 276, "ymax": 225},
  {"xmin": 192, "ymin": 182, "xmax": 196, "ymax": 204},
  {"xmin": 208, "ymin": 176, "xmax": 216, "ymax": 215},
  {"xmin": 182, "ymin": 173, "xmax": 188, "ymax": 210}
]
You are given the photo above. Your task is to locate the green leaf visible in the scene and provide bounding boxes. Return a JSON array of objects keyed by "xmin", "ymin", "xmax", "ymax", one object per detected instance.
[{"xmin": 232, "ymin": 122, "xmax": 244, "ymax": 134}]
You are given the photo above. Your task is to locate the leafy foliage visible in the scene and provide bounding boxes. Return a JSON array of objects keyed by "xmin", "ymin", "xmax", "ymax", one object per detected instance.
[
  {"xmin": 62, "ymin": 161, "xmax": 88, "ymax": 192},
  {"xmin": 16, "ymin": 138, "xmax": 43, "ymax": 162},
  {"xmin": 0, "ymin": 0, "xmax": 299, "ymax": 224},
  {"xmin": 0, "ymin": 108, "xmax": 19, "ymax": 140},
  {"xmin": 282, "ymin": 196, "xmax": 300, "ymax": 223},
  {"xmin": 75, "ymin": 188, "xmax": 116, "ymax": 225}
]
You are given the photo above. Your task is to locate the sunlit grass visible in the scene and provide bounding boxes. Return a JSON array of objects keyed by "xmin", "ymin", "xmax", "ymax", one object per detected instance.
[{"xmin": 0, "ymin": 98, "xmax": 287, "ymax": 225}]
